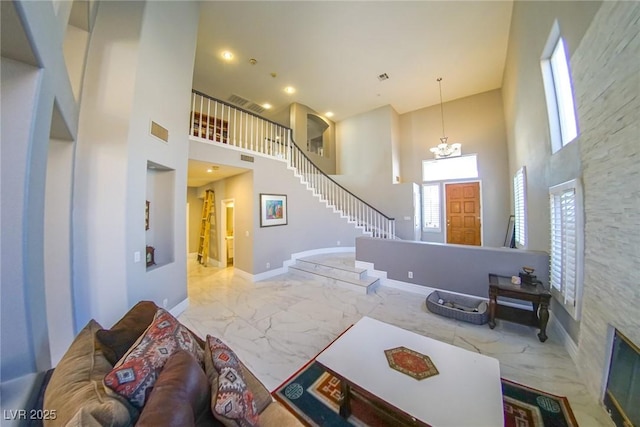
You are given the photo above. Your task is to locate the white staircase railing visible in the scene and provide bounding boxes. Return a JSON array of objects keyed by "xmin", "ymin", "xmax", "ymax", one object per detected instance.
[{"xmin": 189, "ymin": 90, "xmax": 395, "ymax": 238}]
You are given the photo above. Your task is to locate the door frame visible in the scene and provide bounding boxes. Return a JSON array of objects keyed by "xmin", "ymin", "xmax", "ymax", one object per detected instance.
[
  {"xmin": 220, "ymin": 198, "xmax": 235, "ymax": 267},
  {"xmin": 443, "ymin": 179, "xmax": 483, "ymax": 246}
]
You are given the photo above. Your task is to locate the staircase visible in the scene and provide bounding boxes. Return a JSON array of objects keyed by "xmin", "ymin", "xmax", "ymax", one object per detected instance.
[
  {"xmin": 189, "ymin": 90, "xmax": 396, "ymax": 239},
  {"xmin": 288, "ymin": 253, "xmax": 379, "ymax": 294}
]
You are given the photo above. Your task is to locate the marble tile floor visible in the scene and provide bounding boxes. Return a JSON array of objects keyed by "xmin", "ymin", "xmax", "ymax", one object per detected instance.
[{"xmin": 179, "ymin": 256, "xmax": 613, "ymax": 426}]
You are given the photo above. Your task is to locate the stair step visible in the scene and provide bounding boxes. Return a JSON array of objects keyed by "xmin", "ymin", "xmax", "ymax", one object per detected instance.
[
  {"xmin": 296, "ymin": 255, "xmax": 367, "ymax": 281},
  {"xmin": 288, "ymin": 254, "xmax": 379, "ymax": 294}
]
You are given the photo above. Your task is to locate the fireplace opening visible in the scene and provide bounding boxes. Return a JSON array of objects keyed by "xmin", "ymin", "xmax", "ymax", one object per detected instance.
[{"xmin": 604, "ymin": 329, "xmax": 639, "ymax": 427}]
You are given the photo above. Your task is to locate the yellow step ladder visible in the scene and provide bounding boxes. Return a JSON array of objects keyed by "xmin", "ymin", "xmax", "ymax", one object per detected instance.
[{"xmin": 197, "ymin": 189, "xmax": 215, "ymax": 266}]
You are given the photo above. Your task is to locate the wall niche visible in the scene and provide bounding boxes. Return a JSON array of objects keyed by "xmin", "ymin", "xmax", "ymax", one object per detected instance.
[
  {"xmin": 307, "ymin": 113, "xmax": 329, "ymax": 157},
  {"xmin": 146, "ymin": 161, "xmax": 175, "ymax": 269}
]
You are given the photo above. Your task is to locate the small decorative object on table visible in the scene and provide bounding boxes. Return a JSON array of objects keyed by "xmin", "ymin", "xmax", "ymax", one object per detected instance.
[
  {"xmin": 519, "ymin": 266, "xmax": 539, "ymax": 286},
  {"xmin": 384, "ymin": 347, "xmax": 439, "ymax": 380}
]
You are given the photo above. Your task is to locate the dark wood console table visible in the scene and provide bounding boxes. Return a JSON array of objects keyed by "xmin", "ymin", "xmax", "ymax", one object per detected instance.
[{"xmin": 488, "ymin": 273, "xmax": 551, "ymax": 342}]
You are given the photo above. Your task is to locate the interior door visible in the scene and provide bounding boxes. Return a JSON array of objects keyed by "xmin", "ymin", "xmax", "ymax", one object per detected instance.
[{"xmin": 446, "ymin": 182, "xmax": 481, "ymax": 246}]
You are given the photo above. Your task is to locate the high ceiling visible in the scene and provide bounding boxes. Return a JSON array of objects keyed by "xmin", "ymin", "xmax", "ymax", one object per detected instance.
[
  {"xmin": 188, "ymin": 1, "xmax": 514, "ymax": 186},
  {"xmin": 193, "ymin": 1, "xmax": 514, "ymax": 123}
]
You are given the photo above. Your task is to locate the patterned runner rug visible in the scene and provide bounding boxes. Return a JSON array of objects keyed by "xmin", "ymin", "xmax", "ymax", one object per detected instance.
[{"xmin": 273, "ymin": 360, "xmax": 578, "ymax": 427}]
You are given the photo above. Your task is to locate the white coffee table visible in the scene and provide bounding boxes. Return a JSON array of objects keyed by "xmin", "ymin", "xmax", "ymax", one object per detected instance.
[{"xmin": 315, "ymin": 317, "xmax": 503, "ymax": 427}]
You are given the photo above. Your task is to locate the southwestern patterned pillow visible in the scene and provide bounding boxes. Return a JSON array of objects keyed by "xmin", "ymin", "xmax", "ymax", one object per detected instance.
[
  {"xmin": 103, "ymin": 308, "xmax": 204, "ymax": 408},
  {"xmin": 207, "ymin": 335, "xmax": 258, "ymax": 427}
]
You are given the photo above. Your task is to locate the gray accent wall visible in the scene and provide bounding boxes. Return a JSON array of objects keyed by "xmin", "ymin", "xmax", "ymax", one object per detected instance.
[{"xmin": 356, "ymin": 237, "xmax": 549, "ymax": 298}]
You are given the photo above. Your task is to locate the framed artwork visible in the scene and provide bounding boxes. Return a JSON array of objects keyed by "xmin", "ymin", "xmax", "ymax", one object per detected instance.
[
  {"xmin": 260, "ymin": 193, "xmax": 287, "ymax": 227},
  {"xmin": 145, "ymin": 201, "xmax": 150, "ymax": 230},
  {"xmin": 504, "ymin": 215, "xmax": 516, "ymax": 248}
]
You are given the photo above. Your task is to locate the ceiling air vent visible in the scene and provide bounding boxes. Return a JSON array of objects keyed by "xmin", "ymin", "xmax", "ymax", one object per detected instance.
[
  {"xmin": 246, "ymin": 103, "xmax": 265, "ymax": 114},
  {"xmin": 377, "ymin": 73, "xmax": 390, "ymax": 81},
  {"xmin": 228, "ymin": 94, "xmax": 249, "ymax": 107}
]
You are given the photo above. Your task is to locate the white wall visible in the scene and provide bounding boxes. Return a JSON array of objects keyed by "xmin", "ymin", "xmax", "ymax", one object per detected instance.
[
  {"xmin": 72, "ymin": 0, "xmax": 144, "ymax": 330},
  {"xmin": 72, "ymin": 1, "xmax": 200, "ymax": 328},
  {"xmin": 334, "ymin": 106, "xmax": 415, "ymax": 237},
  {"xmin": 337, "ymin": 105, "xmax": 396, "ymax": 180},
  {"xmin": 187, "ymin": 187, "xmax": 204, "ymax": 254},
  {"xmin": 501, "ymin": 0, "xmax": 602, "ymax": 342},
  {"xmin": 44, "ymin": 140, "xmax": 76, "ymax": 366},
  {"xmin": 1, "ymin": 0, "xmax": 81, "ymax": 385},
  {"xmin": 1, "ymin": 58, "xmax": 45, "ymax": 381}
]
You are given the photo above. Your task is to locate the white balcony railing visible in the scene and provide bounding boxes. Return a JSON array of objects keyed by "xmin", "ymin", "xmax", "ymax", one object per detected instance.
[{"xmin": 190, "ymin": 90, "xmax": 395, "ymax": 239}]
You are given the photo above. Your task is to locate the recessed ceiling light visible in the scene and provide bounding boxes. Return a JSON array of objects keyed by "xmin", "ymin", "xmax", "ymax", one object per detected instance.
[
  {"xmin": 325, "ymin": 112, "xmax": 334, "ymax": 118},
  {"xmin": 284, "ymin": 86, "xmax": 296, "ymax": 94},
  {"xmin": 207, "ymin": 168, "xmax": 213, "ymax": 173},
  {"xmin": 221, "ymin": 51, "xmax": 233, "ymax": 61},
  {"xmin": 262, "ymin": 103, "xmax": 272, "ymax": 110}
]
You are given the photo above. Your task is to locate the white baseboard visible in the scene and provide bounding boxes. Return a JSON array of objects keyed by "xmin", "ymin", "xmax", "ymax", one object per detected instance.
[
  {"xmin": 549, "ymin": 311, "xmax": 579, "ymax": 362},
  {"xmin": 232, "ymin": 267, "xmax": 253, "ymax": 281},
  {"xmin": 253, "ymin": 266, "xmax": 287, "ymax": 281},
  {"xmin": 169, "ymin": 298, "xmax": 189, "ymax": 318}
]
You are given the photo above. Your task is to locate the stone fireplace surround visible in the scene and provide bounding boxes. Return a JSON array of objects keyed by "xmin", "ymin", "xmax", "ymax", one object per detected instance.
[{"xmin": 571, "ymin": 0, "xmax": 640, "ymax": 411}]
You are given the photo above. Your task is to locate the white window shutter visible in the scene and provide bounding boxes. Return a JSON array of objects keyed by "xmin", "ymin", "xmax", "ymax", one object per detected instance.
[
  {"xmin": 549, "ymin": 194, "xmax": 563, "ymax": 292},
  {"xmin": 422, "ymin": 184, "xmax": 440, "ymax": 230},
  {"xmin": 561, "ymin": 189, "xmax": 577, "ymax": 306},
  {"xmin": 514, "ymin": 167, "xmax": 527, "ymax": 248},
  {"xmin": 549, "ymin": 179, "xmax": 583, "ymax": 320}
]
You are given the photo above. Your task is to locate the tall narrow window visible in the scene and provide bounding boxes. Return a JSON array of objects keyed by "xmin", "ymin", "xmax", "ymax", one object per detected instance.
[
  {"xmin": 513, "ymin": 167, "xmax": 527, "ymax": 248},
  {"xmin": 541, "ymin": 22, "xmax": 579, "ymax": 152},
  {"xmin": 422, "ymin": 184, "xmax": 440, "ymax": 231},
  {"xmin": 549, "ymin": 178, "xmax": 584, "ymax": 320}
]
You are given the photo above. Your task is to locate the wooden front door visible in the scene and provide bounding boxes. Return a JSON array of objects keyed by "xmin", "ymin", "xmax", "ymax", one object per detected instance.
[{"xmin": 446, "ymin": 182, "xmax": 481, "ymax": 246}]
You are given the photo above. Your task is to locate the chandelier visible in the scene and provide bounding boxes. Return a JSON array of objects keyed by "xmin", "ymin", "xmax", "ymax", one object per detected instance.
[{"xmin": 430, "ymin": 77, "xmax": 461, "ymax": 159}]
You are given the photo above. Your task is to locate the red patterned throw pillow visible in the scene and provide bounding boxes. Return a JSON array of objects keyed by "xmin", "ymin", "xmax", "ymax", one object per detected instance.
[
  {"xmin": 103, "ymin": 308, "xmax": 204, "ymax": 408},
  {"xmin": 207, "ymin": 335, "xmax": 258, "ymax": 427}
]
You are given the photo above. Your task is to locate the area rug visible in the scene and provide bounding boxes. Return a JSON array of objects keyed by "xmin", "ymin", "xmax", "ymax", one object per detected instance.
[{"xmin": 273, "ymin": 360, "xmax": 578, "ymax": 427}]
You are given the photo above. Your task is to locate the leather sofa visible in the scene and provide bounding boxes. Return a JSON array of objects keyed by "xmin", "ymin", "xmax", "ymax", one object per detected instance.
[{"xmin": 42, "ymin": 301, "xmax": 302, "ymax": 426}]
